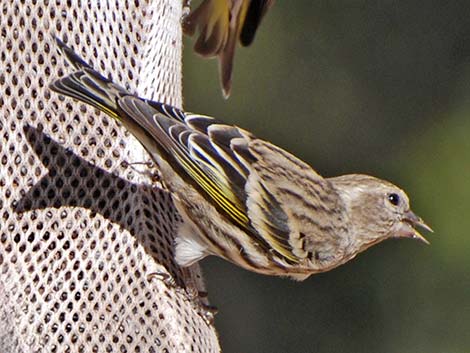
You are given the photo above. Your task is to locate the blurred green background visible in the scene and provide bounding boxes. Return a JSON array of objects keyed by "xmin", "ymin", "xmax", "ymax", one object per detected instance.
[{"xmin": 182, "ymin": 1, "xmax": 470, "ymax": 352}]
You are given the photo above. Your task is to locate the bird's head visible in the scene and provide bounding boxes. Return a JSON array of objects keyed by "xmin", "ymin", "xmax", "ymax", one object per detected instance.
[{"xmin": 330, "ymin": 174, "xmax": 432, "ymax": 253}]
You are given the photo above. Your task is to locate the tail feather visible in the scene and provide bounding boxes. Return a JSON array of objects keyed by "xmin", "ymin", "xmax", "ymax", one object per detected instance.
[
  {"xmin": 240, "ymin": 0, "xmax": 274, "ymax": 47},
  {"xmin": 50, "ymin": 37, "xmax": 129, "ymax": 120},
  {"xmin": 54, "ymin": 37, "xmax": 93, "ymax": 71}
]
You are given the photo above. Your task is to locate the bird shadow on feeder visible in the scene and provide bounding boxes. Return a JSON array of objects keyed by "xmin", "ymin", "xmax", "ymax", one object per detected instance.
[{"xmin": 13, "ymin": 123, "xmax": 187, "ymax": 285}]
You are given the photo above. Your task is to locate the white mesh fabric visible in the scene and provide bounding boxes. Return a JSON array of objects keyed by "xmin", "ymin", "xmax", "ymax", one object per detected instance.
[{"xmin": 0, "ymin": 1, "xmax": 220, "ymax": 352}]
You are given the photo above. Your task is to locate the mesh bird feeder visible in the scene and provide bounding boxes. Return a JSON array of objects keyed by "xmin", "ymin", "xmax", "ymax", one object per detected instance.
[{"xmin": 0, "ymin": 1, "xmax": 220, "ymax": 351}]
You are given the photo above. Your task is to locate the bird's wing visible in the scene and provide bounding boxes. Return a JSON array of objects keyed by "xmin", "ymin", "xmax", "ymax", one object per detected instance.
[
  {"xmin": 117, "ymin": 97, "xmax": 310, "ymax": 262},
  {"xmin": 183, "ymin": 0, "xmax": 273, "ymax": 98},
  {"xmin": 119, "ymin": 97, "xmax": 251, "ymax": 225},
  {"xmin": 240, "ymin": 0, "xmax": 274, "ymax": 46},
  {"xmin": 183, "ymin": 0, "xmax": 230, "ymax": 57}
]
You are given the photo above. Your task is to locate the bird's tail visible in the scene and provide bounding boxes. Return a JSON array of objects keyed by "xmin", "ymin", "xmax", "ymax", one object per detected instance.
[{"xmin": 49, "ymin": 37, "xmax": 129, "ymax": 121}]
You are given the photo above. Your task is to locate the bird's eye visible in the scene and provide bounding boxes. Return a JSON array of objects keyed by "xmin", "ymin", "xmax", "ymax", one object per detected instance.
[{"xmin": 388, "ymin": 193, "xmax": 400, "ymax": 206}]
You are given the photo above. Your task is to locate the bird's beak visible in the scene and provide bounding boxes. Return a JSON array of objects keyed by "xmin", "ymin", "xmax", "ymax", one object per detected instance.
[{"xmin": 397, "ymin": 210, "xmax": 433, "ymax": 244}]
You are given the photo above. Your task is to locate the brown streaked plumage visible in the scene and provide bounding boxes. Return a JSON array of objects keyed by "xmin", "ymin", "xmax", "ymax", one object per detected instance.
[
  {"xmin": 50, "ymin": 38, "xmax": 432, "ymax": 280},
  {"xmin": 183, "ymin": 0, "xmax": 274, "ymax": 98}
]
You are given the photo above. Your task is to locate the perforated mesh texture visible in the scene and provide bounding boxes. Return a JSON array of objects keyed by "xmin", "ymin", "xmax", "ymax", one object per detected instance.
[{"xmin": 0, "ymin": 1, "xmax": 220, "ymax": 352}]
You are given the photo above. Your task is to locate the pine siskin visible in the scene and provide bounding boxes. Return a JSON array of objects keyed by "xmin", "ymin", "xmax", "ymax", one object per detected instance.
[
  {"xmin": 183, "ymin": 0, "xmax": 274, "ymax": 98},
  {"xmin": 50, "ymin": 39, "xmax": 432, "ymax": 281}
]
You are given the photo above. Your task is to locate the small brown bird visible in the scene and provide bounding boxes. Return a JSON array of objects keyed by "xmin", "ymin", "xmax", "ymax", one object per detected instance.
[
  {"xmin": 183, "ymin": 0, "xmax": 274, "ymax": 98},
  {"xmin": 50, "ymin": 39, "xmax": 432, "ymax": 281}
]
